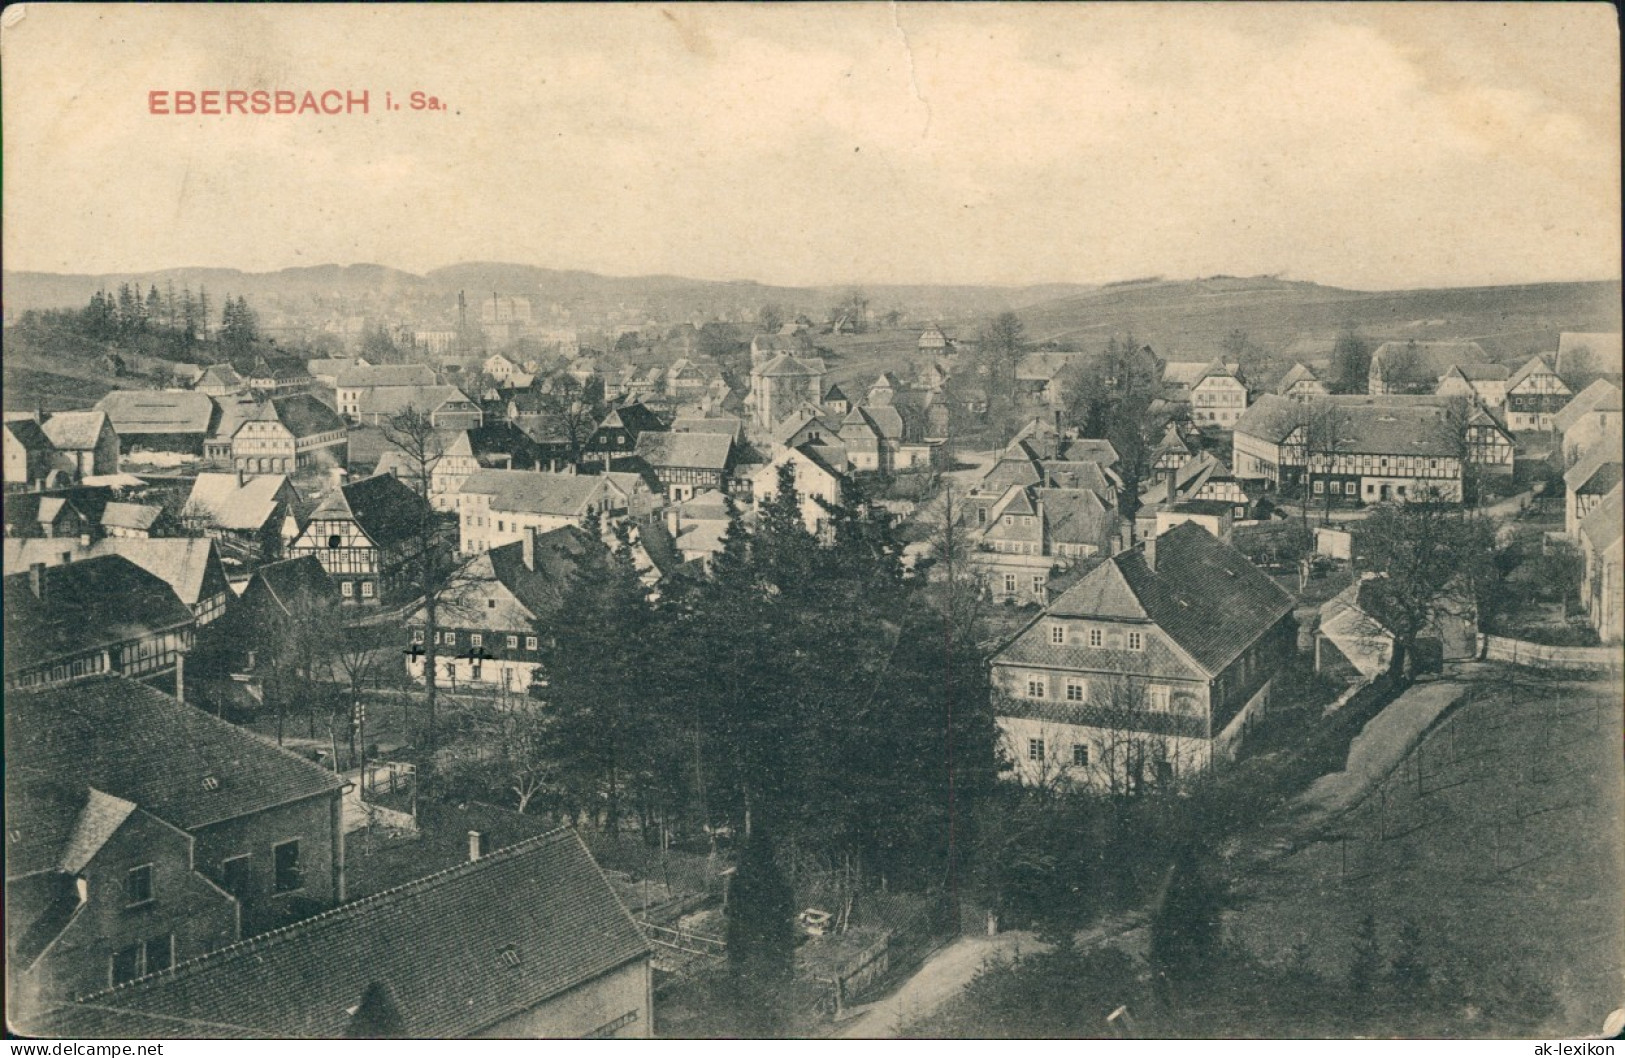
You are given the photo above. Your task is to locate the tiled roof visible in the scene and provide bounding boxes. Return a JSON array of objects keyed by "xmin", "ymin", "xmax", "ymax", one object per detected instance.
[
  {"xmin": 335, "ymin": 364, "xmax": 436, "ymax": 389},
  {"xmin": 1161, "ymin": 360, "xmax": 1229, "ymax": 388},
  {"xmin": 5, "ymin": 782, "xmax": 97, "ymax": 880},
  {"xmin": 1017, "ymin": 521, "xmax": 1293, "ymax": 677},
  {"xmin": 1563, "ymin": 435, "xmax": 1624, "ymax": 493},
  {"xmin": 5, "ymin": 538, "xmax": 225, "ymax": 608},
  {"xmin": 1507, "ymin": 353, "xmax": 1563, "ymax": 392},
  {"xmin": 1553, "ymin": 379, "xmax": 1623, "ymax": 435},
  {"xmin": 1015, "ymin": 352, "xmax": 1082, "ymax": 382},
  {"xmin": 100, "ymin": 502, "xmax": 163, "ymax": 532},
  {"xmin": 5, "ymin": 417, "xmax": 54, "ymax": 454},
  {"xmin": 306, "ymin": 357, "xmax": 366, "ymax": 377},
  {"xmin": 1274, "ymin": 362, "xmax": 1320, "ymax": 394},
  {"xmin": 3, "ymin": 556, "xmax": 194, "ymax": 671},
  {"xmin": 1370, "ymin": 340, "xmax": 1488, "ymax": 385},
  {"xmin": 756, "ymin": 353, "xmax": 824, "ymax": 378},
  {"xmin": 634, "ymin": 430, "xmax": 732, "ymax": 471},
  {"xmin": 247, "ymin": 556, "xmax": 337, "ymax": 619},
  {"xmin": 1037, "ymin": 487, "xmax": 1116, "ymax": 549},
  {"xmin": 1236, "ymin": 393, "xmax": 1469, "ymax": 457},
  {"xmin": 41, "ymin": 411, "xmax": 110, "ymax": 452},
  {"xmin": 358, "ymin": 385, "xmax": 474, "ymax": 419},
  {"xmin": 670, "ymin": 415, "xmax": 742, "ymax": 438},
  {"xmin": 6, "ymin": 676, "xmax": 343, "ymax": 832},
  {"xmin": 1059, "ymin": 437, "xmax": 1120, "ymax": 466},
  {"xmin": 459, "ymin": 469, "xmax": 609, "ymax": 518},
  {"xmin": 265, "ymin": 394, "xmax": 345, "ymax": 439},
  {"xmin": 1579, "ymin": 484, "xmax": 1623, "ymax": 552},
  {"xmin": 454, "ymin": 527, "xmax": 595, "ymax": 625},
  {"xmin": 311, "ymin": 474, "xmax": 434, "ymax": 548},
  {"xmin": 95, "ymin": 391, "xmax": 218, "ymax": 436},
  {"xmin": 185, "ymin": 473, "xmax": 292, "ymax": 532},
  {"xmin": 197, "ymin": 364, "xmax": 244, "ymax": 389},
  {"xmin": 598, "ymin": 402, "xmax": 665, "ymax": 436},
  {"xmin": 48, "ymin": 828, "xmax": 649, "ymax": 1039}
]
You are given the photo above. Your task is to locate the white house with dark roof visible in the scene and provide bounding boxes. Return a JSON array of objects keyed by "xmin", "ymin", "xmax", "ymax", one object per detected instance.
[
  {"xmin": 334, "ymin": 363, "xmax": 437, "ymax": 417},
  {"xmin": 456, "ymin": 469, "xmax": 627, "ymax": 555},
  {"xmin": 633, "ymin": 430, "xmax": 735, "ymax": 502},
  {"xmin": 990, "ymin": 522, "xmax": 1295, "ymax": 789},
  {"xmin": 1233, "ymin": 394, "xmax": 1475, "ymax": 503},
  {"xmin": 40, "ymin": 411, "xmax": 119, "ymax": 478},
  {"xmin": 1504, "ymin": 354, "xmax": 1572, "ymax": 432},
  {"xmin": 406, "ymin": 525, "xmax": 594, "ymax": 692},
  {"xmin": 1163, "ymin": 360, "xmax": 1248, "ymax": 426},
  {"xmin": 1275, "ymin": 362, "xmax": 1329, "ymax": 400},
  {"xmin": 750, "ymin": 444, "xmax": 846, "ymax": 537},
  {"xmin": 1554, "ymin": 378, "xmax": 1623, "ymax": 465}
]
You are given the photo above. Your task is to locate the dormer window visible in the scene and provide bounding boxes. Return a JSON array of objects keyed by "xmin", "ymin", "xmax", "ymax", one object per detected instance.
[{"xmin": 201, "ymin": 774, "xmax": 222, "ymax": 792}]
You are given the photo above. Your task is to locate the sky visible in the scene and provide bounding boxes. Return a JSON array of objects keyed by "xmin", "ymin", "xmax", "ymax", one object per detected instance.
[{"xmin": 1, "ymin": 3, "xmax": 1619, "ymax": 290}]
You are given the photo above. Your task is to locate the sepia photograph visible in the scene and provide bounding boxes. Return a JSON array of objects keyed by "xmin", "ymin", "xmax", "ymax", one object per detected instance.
[{"xmin": 2, "ymin": 1, "xmax": 1621, "ymax": 1043}]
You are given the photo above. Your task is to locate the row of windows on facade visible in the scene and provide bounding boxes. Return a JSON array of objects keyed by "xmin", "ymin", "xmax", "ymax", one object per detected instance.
[
  {"xmin": 994, "ymin": 573, "xmax": 1049, "ymax": 595},
  {"xmin": 339, "ymin": 580, "xmax": 376, "ymax": 599},
  {"xmin": 1048, "ymin": 624, "xmax": 1145, "ymax": 649},
  {"xmin": 412, "ymin": 629, "xmax": 540, "ymax": 651},
  {"xmin": 1023, "ymin": 674, "xmax": 1175, "ymax": 710},
  {"xmin": 1026, "ymin": 738, "xmax": 1179, "ymax": 783}
]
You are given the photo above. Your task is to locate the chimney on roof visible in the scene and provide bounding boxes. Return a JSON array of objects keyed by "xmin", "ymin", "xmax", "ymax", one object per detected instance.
[
  {"xmin": 1144, "ymin": 534, "xmax": 1158, "ymax": 573},
  {"xmin": 665, "ymin": 505, "xmax": 681, "ymax": 540},
  {"xmin": 28, "ymin": 562, "xmax": 46, "ymax": 600},
  {"xmin": 468, "ymin": 830, "xmax": 487, "ymax": 863},
  {"xmin": 603, "ymin": 450, "xmax": 611, "ymax": 472},
  {"xmin": 522, "ymin": 526, "xmax": 538, "ymax": 572},
  {"xmin": 1166, "ymin": 470, "xmax": 1177, "ymax": 506}
]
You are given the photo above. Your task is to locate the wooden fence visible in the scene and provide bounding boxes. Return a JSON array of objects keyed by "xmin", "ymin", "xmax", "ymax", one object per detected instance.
[{"xmin": 1478, "ymin": 634, "xmax": 1622, "ymax": 673}]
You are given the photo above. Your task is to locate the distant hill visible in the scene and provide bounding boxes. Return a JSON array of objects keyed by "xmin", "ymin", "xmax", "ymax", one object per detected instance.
[
  {"xmin": 1, "ymin": 262, "xmax": 1094, "ymax": 324},
  {"xmin": 1015, "ymin": 275, "xmax": 1623, "ymax": 367}
]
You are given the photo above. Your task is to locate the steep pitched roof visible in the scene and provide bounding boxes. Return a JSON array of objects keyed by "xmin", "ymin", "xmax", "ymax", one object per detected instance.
[
  {"xmin": 634, "ymin": 430, "xmax": 732, "ymax": 471},
  {"xmin": 1015, "ymin": 352, "xmax": 1082, "ymax": 383},
  {"xmin": 1274, "ymin": 362, "xmax": 1321, "ymax": 394},
  {"xmin": 358, "ymin": 385, "xmax": 474, "ymax": 419},
  {"xmin": 246, "ymin": 556, "xmax": 338, "ymax": 619},
  {"xmin": 1507, "ymin": 353, "xmax": 1563, "ymax": 392},
  {"xmin": 185, "ymin": 473, "xmax": 293, "ymax": 532},
  {"xmin": 335, "ymin": 363, "xmax": 436, "ymax": 389},
  {"xmin": 1579, "ymin": 484, "xmax": 1623, "ymax": 552},
  {"xmin": 598, "ymin": 402, "xmax": 665, "ymax": 435},
  {"xmin": 459, "ymin": 469, "xmax": 608, "ymax": 518},
  {"xmin": 1036, "ymin": 487, "xmax": 1116, "ymax": 548},
  {"xmin": 860, "ymin": 404, "xmax": 905, "ymax": 441},
  {"xmin": 756, "ymin": 353, "xmax": 824, "ymax": 378},
  {"xmin": 1370, "ymin": 340, "xmax": 1488, "ymax": 386},
  {"xmin": 197, "ymin": 364, "xmax": 244, "ymax": 390},
  {"xmin": 670, "ymin": 415, "xmax": 742, "ymax": 438},
  {"xmin": 100, "ymin": 502, "xmax": 163, "ymax": 533},
  {"xmin": 3, "ymin": 556, "xmax": 194, "ymax": 671},
  {"xmin": 824, "ymin": 383, "xmax": 850, "ymax": 404},
  {"xmin": 1032, "ymin": 522, "xmax": 1293, "ymax": 676},
  {"xmin": 1564, "ymin": 435, "xmax": 1625, "ymax": 493},
  {"xmin": 45, "ymin": 828, "xmax": 649, "ymax": 1039},
  {"xmin": 265, "ymin": 394, "xmax": 345, "ymax": 439},
  {"xmin": 1553, "ymin": 379, "xmax": 1624, "ymax": 436},
  {"xmin": 483, "ymin": 526, "xmax": 595, "ymax": 620},
  {"xmin": 95, "ymin": 391, "xmax": 217, "ymax": 436},
  {"xmin": 1162, "ymin": 360, "xmax": 1231, "ymax": 389},
  {"xmin": 309, "ymin": 474, "xmax": 433, "ymax": 548},
  {"xmin": 4, "ymin": 537, "xmax": 225, "ymax": 607},
  {"xmin": 1059, "ymin": 437, "xmax": 1120, "ymax": 466},
  {"xmin": 5, "ymin": 417, "xmax": 54, "ymax": 455},
  {"xmin": 5, "ymin": 676, "xmax": 343, "ymax": 832},
  {"xmin": 41, "ymin": 411, "xmax": 111, "ymax": 452}
]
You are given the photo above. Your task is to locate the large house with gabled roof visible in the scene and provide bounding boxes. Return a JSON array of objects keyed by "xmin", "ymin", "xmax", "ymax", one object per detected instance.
[
  {"xmin": 456, "ymin": 469, "xmax": 628, "ymax": 555},
  {"xmin": 5, "ymin": 676, "xmax": 348, "ymax": 1014},
  {"xmin": 406, "ymin": 525, "xmax": 593, "ymax": 692},
  {"xmin": 286, "ymin": 473, "xmax": 443, "ymax": 604},
  {"xmin": 990, "ymin": 522, "xmax": 1295, "ymax": 789},
  {"xmin": 26, "ymin": 827, "xmax": 651, "ymax": 1040},
  {"xmin": 1504, "ymin": 353, "xmax": 1572, "ymax": 432}
]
